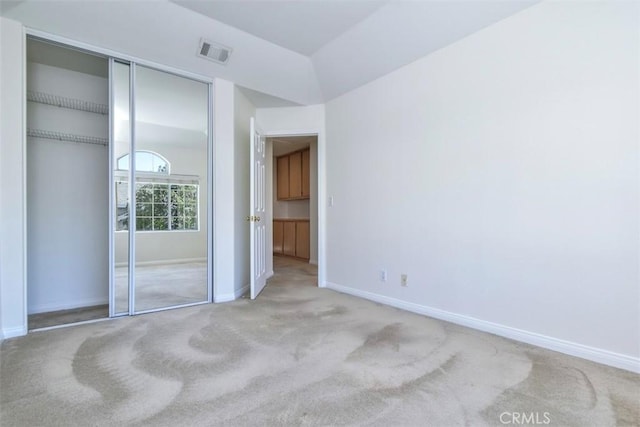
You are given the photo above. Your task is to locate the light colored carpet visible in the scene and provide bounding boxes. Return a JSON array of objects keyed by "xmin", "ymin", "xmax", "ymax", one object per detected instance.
[
  {"xmin": 28, "ymin": 262, "xmax": 208, "ymax": 330},
  {"xmin": 2, "ymin": 258, "xmax": 639, "ymax": 426},
  {"xmin": 115, "ymin": 262, "xmax": 208, "ymax": 313}
]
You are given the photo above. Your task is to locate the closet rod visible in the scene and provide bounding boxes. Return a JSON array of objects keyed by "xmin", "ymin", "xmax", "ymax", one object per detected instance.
[
  {"xmin": 27, "ymin": 128, "xmax": 108, "ymax": 146},
  {"xmin": 27, "ymin": 90, "xmax": 109, "ymax": 115}
]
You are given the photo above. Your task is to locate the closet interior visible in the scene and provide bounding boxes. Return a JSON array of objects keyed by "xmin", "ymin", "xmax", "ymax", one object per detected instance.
[{"xmin": 27, "ymin": 39, "xmax": 110, "ymax": 328}]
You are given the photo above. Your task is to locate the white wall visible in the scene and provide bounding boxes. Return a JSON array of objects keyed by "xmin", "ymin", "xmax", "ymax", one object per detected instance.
[
  {"xmin": 309, "ymin": 139, "xmax": 318, "ymax": 265},
  {"xmin": 213, "ymin": 79, "xmax": 236, "ymax": 302},
  {"xmin": 233, "ymin": 87, "xmax": 255, "ymax": 295},
  {"xmin": 27, "ymin": 62, "xmax": 109, "ymax": 314},
  {"xmin": 0, "ymin": 17, "xmax": 27, "ymax": 338},
  {"xmin": 256, "ymin": 105, "xmax": 325, "ymax": 272},
  {"xmin": 213, "ymin": 81, "xmax": 256, "ymax": 301},
  {"xmin": 325, "ymin": 1, "xmax": 639, "ymax": 371}
]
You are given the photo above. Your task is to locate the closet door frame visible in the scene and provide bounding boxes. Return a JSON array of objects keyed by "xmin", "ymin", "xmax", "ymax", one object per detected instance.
[
  {"xmin": 24, "ymin": 29, "xmax": 215, "ymax": 319},
  {"xmin": 112, "ymin": 61, "xmax": 214, "ymax": 316}
]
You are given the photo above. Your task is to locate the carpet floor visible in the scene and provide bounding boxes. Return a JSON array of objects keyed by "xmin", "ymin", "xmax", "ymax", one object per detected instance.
[
  {"xmin": 2, "ymin": 258, "xmax": 638, "ymax": 426},
  {"xmin": 29, "ymin": 262, "xmax": 209, "ymax": 330},
  {"xmin": 114, "ymin": 262, "xmax": 208, "ymax": 313}
]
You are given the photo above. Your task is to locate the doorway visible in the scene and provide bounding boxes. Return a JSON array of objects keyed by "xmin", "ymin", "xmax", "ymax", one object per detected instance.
[{"xmin": 268, "ymin": 135, "xmax": 319, "ymax": 285}]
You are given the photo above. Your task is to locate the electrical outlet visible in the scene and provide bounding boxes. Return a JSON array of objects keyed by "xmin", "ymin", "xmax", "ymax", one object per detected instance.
[
  {"xmin": 380, "ymin": 270, "xmax": 387, "ymax": 282},
  {"xmin": 401, "ymin": 274, "xmax": 408, "ymax": 287}
]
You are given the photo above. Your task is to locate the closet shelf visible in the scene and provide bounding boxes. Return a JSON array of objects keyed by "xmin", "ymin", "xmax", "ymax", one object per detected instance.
[
  {"xmin": 27, "ymin": 91, "xmax": 109, "ymax": 115},
  {"xmin": 27, "ymin": 129, "xmax": 108, "ymax": 146}
]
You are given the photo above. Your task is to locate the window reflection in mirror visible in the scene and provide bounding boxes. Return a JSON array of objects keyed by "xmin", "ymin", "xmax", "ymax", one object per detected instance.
[{"xmin": 132, "ymin": 65, "xmax": 209, "ymax": 312}]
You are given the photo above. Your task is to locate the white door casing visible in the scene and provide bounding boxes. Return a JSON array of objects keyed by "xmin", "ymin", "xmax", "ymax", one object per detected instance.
[{"xmin": 250, "ymin": 117, "xmax": 267, "ymax": 299}]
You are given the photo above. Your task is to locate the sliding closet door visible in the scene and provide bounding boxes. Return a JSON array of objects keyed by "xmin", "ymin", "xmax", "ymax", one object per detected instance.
[
  {"xmin": 132, "ymin": 65, "xmax": 209, "ymax": 312},
  {"xmin": 111, "ymin": 60, "xmax": 131, "ymax": 316}
]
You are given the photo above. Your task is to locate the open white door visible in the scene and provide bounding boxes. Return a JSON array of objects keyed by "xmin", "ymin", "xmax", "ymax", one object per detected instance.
[{"xmin": 250, "ymin": 117, "xmax": 267, "ymax": 299}]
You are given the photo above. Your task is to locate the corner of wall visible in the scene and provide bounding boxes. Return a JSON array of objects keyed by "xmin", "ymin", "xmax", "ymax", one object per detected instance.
[
  {"xmin": 233, "ymin": 86, "xmax": 256, "ymax": 294},
  {"xmin": 213, "ymin": 78, "xmax": 237, "ymax": 301},
  {"xmin": 0, "ymin": 16, "xmax": 27, "ymax": 340}
]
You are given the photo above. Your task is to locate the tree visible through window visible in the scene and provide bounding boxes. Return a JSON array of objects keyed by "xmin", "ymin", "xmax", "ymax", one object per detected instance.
[
  {"xmin": 136, "ymin": 183, "xmax": 198, "ymax": 231},
  {"xmin": 116, "ymin": 151, "xmax": 199, "ymax": 232}
]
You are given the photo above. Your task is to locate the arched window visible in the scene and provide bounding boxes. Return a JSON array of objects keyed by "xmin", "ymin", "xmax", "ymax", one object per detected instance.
[
  {"xmin": 115, "ymin": 151, "xmax": 199, "ymax": 232},
  {"xmin": 117, "ymin": 150, "xmax": 170, "ymax": 174}
]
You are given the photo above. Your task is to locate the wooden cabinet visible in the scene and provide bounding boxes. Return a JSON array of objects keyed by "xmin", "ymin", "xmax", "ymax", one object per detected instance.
[
  {"xmin": 276, "ymin": 156, "xmax": 290, "ymax": 199},
  {"xmin": 301, "ymin": 148, "xmax": 310, "ymax": 198},
  {"xmin": 282, "ymin": 221, "xmax": 296, "ymax": 256},
  {"xmin": 295, "ymin": 221, "xmax": 310, "ymax": 260},
  {"xmin": 273, "ymin": 220, "xmax": 284, "ymax": 253},
  {"xmin": 273, "ymin": 219, "xmax": 310, "ymax": 260},
  {"xmin": 276, "ymin": 148, "xmax": 310, "ymax": 200},
  {"xmin": 289, "ymin": 151, "xmax": 302, "ymax": 198}
]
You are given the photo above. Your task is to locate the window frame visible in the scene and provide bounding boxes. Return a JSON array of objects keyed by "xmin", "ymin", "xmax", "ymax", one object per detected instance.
[
  {"xmin": 133, "ymin": 182, "xmax": 199, "ymax": 232},
  {"xmin": 117, "ymin": 150, "xmax": 171, "ymax": 174},
  {"xmin": 114, "ymin": 150, "xmax": 200, "ymax": 233}
]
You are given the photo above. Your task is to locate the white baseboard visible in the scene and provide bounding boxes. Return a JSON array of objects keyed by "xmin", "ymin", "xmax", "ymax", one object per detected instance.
[
  {"xmin": 28, "ymin": 297, "xmax": 108, "ymax": 315},
  {"xmin": 235, "ymin": 284, "xmax": 249, "ymax": 299},
  {"xmin": 216, "ymin": 276, "xmax": 274, "ymax": 303},
  {"xmin": 325, "ymin": 282, "xmax": 640, "ymax": 374},
  {"xmin": 215, "ymin": 284, "xmax": 248, "ymax": 303},
  {"xmin": 309, "ymin": 259, "xmax": 318, "ymax": 265},
  {"xmin": 214, "ymin": 292, "xmax": 235, "ymax": 303},
  {"xmin": 1, "ymin": 325, "xmax": 28, "ymax": 339}
]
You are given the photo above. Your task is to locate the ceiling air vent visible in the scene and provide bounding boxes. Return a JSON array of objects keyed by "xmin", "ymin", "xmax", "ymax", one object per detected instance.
[{"xmin": 197, "ymin": 38, "xmax": 232, "ymax": 65}]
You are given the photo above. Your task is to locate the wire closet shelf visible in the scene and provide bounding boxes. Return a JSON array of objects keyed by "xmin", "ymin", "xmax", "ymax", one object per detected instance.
[
  {"xmin": 27, "ymin": 129, "xmax": 108, "ymax": 146},
  {"xmin": 27, "ymin": 90, "xmax": 109, "ymax": 115},
  {"xmin": 27, "ymin": 90, "xmax": 109, "ymax": 146}
]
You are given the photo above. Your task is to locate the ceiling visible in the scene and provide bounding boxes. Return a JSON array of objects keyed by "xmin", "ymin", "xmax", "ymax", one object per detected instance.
[
  {"xmin": 270, "ymin": 135, "xmax": 316, "ymax": 157},
  {"xmin": 173, "ymin": 0, "xmax": 387, "ymax": 56},
  {"xmin": 3, "ymin": 1, "xmax": 539, "ymax": 107},
  {"xmin": 174, "ymin": 0, "xmax": 538, "ymax": 105}
]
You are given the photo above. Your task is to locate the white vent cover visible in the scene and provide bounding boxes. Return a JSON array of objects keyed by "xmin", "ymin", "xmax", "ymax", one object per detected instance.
[{"xmin": 197, "ymin": 38, "xmax": 232, "ymax": 65}]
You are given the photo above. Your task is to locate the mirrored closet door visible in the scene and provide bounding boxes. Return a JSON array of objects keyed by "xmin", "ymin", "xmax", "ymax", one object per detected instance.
[
  {"xmin": 111, "ymin": 60, "xmax": 211, "ymax": 316},
  {"xmin": 26, "ymin": 37, "xmax": 212, "ymax": 329}
]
